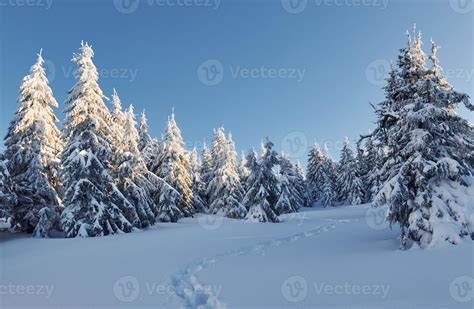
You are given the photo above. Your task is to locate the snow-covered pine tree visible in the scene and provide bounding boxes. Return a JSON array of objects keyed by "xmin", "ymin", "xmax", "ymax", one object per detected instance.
[
  {"xmin": 275, "ymin": 153, "xmax": 303, "ymax": 215},
  {"xmin": 3, "ymin": 49, "xmax": 62, "ymax": 236},
  {"xmin": 356, "ymin": 135, "xmax": 380, "ymax": 203},
  {"xmin": 138, "ymin": 110, "xmax": 160, "ymax": 169},
  {"xmin": 245, "ymin": 148, "xmax": 259, "ymax": 179},
  {"xmin": 244, "ymin": 138, "xmax": 280, "ymax": 222},
  {"xmin": 199, "ymin": 142, "xmax": 213, "ymax": 206},
  {"xmin": 60, "ymin": 42, "xmax": 137, "ymax": 237},
  {"xmin": 320, "ymin": 145, "xmax": 337, "ymax": 207},
  {"xmin": 150, "ymin": 111, "xmax": 194, "ymax": 217},
  {"xmin": 189, "ymin": 147, "xmax": 207, "ymax": 213},
  {"xmin": 238, "ymin": 151, "xmax": 250, "ymax": 190},
  {"xmin": 306, "ymin": 144, "xmax": 325, "ymax": 206},
  {"xmin": 206, "ymin": 129, "xmax": 247, "ymax": 218},
  {"xmin": 110, "ymin": 88, "xmax": 126, "ymax": 143},
  {"xmin": 294, "ymin": 161, "xmax": 309, "ymax": 207},
  {"xmin": 0, "ymin": 154, "xmax": 16, "ymax": 228},
  {"xmin": 113, "ymin": 105, "xmax": 158, "ymax": 228},
  {"xmin": 372, "ymin": 28, "xmax": 474, "ymax": 248},
  {"xmin": 336, "ymin": 138, "xmax": 364, "ymax": 205}
]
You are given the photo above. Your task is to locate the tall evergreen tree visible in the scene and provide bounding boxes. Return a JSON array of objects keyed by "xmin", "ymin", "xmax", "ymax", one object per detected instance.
[
  {"xmin": 238, "ymin": 151, "xmax": 250, "ymax": 191},
  {"xmin": 199, "ymin": 142, "xmax": 213, "ymax": 206},
  {"xmin": 189, "ymin": 147, "xmax": 207, "ymax": 213},
  {"xmin": 110, "ymin": 88, "xmax": 126, "ymax": 143},
  {"xmin": 60, "ymin": 42, "xmax": 137, "ymax": 237},
  {"xmin": 0, "ymin": 154, "xmax": 17, "ymax": 228},
  {"xmin": 336, "ymin": 138, "xmax": 364, "ymax": 205},
  {"xmin": 114, "ymin": 105, "xmax": 157, "ymax": 228},
  {"xmin": 151, "ymin": 111, "xmax": 194, "ymax": 217},
  {"xmin": 275, "ymin": 153, "xmax": 303, "ymax": 215},
  {"xmin": 138, "ymin": 110, "xmax": 159, "ymax": 169},
  {"xmin": 3, "ymin": 49, "xmax": 62, "ymax": 236},
  {"xmin": 357, "ymin": 135, "xmax": 380, "ymax": 203},
  {"xmin": 371, "ymin": 29, "xmax": 474, "ymax": 248},
  {"xmin": 306, "ymin": 144, "xmax": 325, "ymax": 206},
  {"xmin": 320, "ymin": 145, "xmax": 337, "ymax": 207},
  {"xmin": 244, "ymin": 138, "xmax": 280, "ymax": 222},
  {"xmin": 207, "ymin": 129, "xmax": 247, "ymax": 218},
  {"xmin": 294, "ymin": 161, "xmax": 309, "ymax": 207}
]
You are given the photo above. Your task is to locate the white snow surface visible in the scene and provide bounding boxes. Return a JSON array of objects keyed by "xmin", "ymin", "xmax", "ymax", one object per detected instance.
[{"xmin": 1, "ymin": 204, "xmax": 473, "ymax": 308}]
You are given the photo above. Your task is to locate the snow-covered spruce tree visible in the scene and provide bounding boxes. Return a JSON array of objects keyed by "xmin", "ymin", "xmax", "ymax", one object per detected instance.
[
  {"xmin": 138, "ymin": 110, "xmax": 160, "ymax": 169},
  {"xmin": 150, "ymin": 112, "xmax": 194, "ymax": 217},
  {"xmin": 189, "ymin": 147, "xmax": 207, "ymax": 213},
  {"xmin": 372, "ymin": 29, "xmax": 474, "ymax": 248},
  {"xmin": 275, "ymin": 153, "xmax": 303, "ymax": 215},
  {"xmin": 320, "ymin": 145, "xmax": 337, "ymax": 207},
  {"xmin": 294, "ymin": 161, "xmax": 309, "ymax": 207},
  {"xmin": 3, "ymin": 49, "xmax": 62, "ymax": 236},
  {"xmin": 60, "ymin": 42, "xmax": 137, "ymax": 237},
  {"xmin": 244, "ymin": 138, "xmax": 280, "ymax": 222},
  {"xmin": 113, "ymin": 105, "xmax": 158, "ymax": 228},
  {"xmin": 199, "ymin": 142, "xmax": 213, "ymax": 206},
  {"xmin": 0, "ymin": 154, "xmax": 17, "ymax": 228},
  {"xmin": 206, "ymin": 129, "xmax": 247, "ymax": 218},
  {"xmin": 306, "ymin": 144, "xmax": 325, "ymax": 206},
  {"xmin": 238, "ymin": 151, "xmax": 250, "ymax": 191},
  {"xmin": 110, "ymin": 88, "xmax": 126, "ymax": 143},
  {"xmin": 336, "ymin": 138, "xmax": 364, "ymax": 205},
  {"xmin": 357, "ymin": 135, "xmax": 380, "ymax": 203},
  {"xmin": 245, "ymin": 148, "xmax": 259, "ymax": 180},
  {"xmin": 114, "ymin": 105, "xmax": 181, "ymax": 223}
]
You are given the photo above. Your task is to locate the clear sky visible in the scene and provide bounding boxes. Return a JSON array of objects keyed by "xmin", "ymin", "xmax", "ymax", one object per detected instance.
[{"xmin": 0, "ymin": 0, "xmax": 472, "ymax": 164}]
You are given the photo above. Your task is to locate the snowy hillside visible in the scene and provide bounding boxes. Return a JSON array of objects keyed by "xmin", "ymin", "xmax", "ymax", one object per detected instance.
[{"xmin": 1, "ymin": 204, "xmax": 472, "ymax": 308}]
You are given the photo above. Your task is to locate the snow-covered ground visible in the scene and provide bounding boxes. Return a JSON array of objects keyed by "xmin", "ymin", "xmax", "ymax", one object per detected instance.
[{"xmin": 1, "ymin": 204, "xmax": 473, "ymax": 308}]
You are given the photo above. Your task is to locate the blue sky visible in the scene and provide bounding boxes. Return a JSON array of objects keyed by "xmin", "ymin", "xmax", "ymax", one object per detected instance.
[{"xmin": 0, "ymin": 0, "xmax": 472, "ymax": 164}]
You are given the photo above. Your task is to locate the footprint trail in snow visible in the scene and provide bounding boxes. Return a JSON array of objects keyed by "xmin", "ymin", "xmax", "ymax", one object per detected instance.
[{"xmin": 169, "ymin": 223, "xmax": 340, "ymax": 308}]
